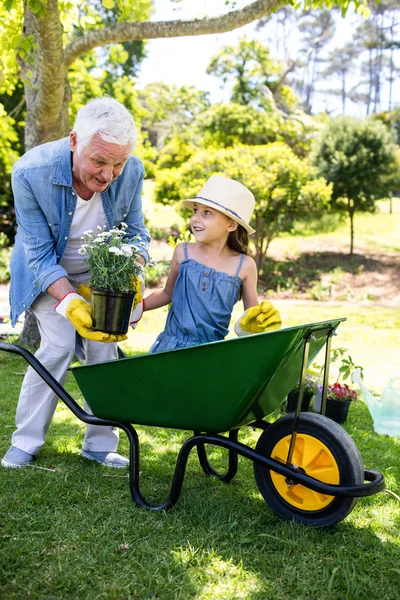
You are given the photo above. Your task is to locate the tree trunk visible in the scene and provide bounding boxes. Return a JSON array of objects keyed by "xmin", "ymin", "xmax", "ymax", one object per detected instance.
[
  {"xmin": 18, "ymin": 1, "xmax": 69, "ymax": 346},
  {"xmin": 18, "ymin": 308, "xmax": 40, "ymax": 348}
]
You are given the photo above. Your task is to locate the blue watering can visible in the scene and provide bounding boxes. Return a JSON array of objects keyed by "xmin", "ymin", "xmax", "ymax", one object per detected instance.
[{"xmin": 352, "ymin": 368, "xmax": 400, "ymax": 437}]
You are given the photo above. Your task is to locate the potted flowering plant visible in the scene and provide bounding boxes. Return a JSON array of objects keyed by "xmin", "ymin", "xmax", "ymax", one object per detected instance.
[
  {"xmin": 311, "ymin": 348, "xmax": 362, "ymax": 423},
  {"xmin": 79, "ymin": 224, "xmax": 144, "ymax": 335},
  {"xmin": 325, "ymin": 382, "xmax": 358, "ymax": 423},
  {"xmin": 286, "ymin": 373, "xmax": 318, "ymax": 413}
]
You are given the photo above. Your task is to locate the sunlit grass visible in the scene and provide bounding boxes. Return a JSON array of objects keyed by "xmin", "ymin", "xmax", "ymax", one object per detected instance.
[{"xmin": 0, "ymin": 346, "xmax": 399, "ymax": 599}]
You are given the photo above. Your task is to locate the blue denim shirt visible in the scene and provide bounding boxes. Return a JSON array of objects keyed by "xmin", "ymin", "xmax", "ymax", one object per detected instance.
[{"xmin": 10, "ymin": 137, "xmax": 150, "ymax": 326}]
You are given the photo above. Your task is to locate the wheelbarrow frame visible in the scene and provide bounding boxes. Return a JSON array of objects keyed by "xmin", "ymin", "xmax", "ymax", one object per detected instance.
[{"xmin": 0, "ymin": 321, "xmax": 384, "ymax": 518}]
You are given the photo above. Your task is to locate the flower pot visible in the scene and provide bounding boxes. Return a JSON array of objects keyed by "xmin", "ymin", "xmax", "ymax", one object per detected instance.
[
  {"xmin": 91, "ymin": 288, "xmax": 136, "ymax": 335},
  {"xmin": 286, "ymin": 390, "xmax": 313, "ymax": 413},
  {"xmin": 325, "ymin": 398, "xmax": 351, "ymax": 424}
]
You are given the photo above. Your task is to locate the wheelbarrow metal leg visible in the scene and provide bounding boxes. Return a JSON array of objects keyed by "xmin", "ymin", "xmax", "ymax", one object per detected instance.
[{"xmin": 195, "ymin": 429, "xmax": 238, "ymax": 482}]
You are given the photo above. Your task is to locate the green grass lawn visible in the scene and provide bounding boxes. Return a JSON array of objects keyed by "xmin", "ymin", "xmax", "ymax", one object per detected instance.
[{"xmin": 0, "ymin": 346, "xmax": 399, "ymax": 600}]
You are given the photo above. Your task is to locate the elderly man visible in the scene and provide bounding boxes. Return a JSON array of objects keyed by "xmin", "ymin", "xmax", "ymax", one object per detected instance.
[{"xmin": 2, "ymin": 97, "xmax": 150, "ymax": 469}]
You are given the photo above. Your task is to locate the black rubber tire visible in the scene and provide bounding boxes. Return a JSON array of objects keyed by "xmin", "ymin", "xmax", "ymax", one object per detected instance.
[{"xmin": 254, "ymin": 413, "xmax": 364, "ymax": 527}]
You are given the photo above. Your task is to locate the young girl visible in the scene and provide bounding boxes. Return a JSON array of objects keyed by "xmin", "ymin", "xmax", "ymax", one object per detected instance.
[{"xmin": 142, "ymin": 175, "xmax": 280, "ymax": 353}]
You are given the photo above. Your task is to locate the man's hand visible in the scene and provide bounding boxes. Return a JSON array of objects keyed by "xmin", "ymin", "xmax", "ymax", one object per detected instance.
[
  {"xmin": 235, "ymin": 300, "xmax": 281, "ymax": 337},
  {"xmin": 55, "ymin": 292, "xmax": 127, "ymax": 342}
]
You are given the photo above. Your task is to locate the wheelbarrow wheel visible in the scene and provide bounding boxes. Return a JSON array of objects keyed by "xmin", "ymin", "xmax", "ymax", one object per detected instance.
[{"xmin": 254, "ymin": 413, "xmax": 364, "ymax": 527}]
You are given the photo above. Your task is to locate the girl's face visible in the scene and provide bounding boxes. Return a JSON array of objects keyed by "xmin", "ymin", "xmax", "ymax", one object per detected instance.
[{"xmin": 190, "ymin": 203, "xmax": 237, "ymax": 242}]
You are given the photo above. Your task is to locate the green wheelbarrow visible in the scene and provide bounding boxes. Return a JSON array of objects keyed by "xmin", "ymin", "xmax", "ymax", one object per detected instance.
[{"xmin": 0, "ymin": 318, "xmax": 384, "ymax": 528}]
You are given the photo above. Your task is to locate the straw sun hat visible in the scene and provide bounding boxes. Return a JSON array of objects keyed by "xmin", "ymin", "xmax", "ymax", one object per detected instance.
[{"xmin": 182, "ymin": 175, "xmax": 255, "ymax": 235}]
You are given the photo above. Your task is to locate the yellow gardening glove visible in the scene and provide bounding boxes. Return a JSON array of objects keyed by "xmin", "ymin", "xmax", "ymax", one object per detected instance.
[
  {"xmin": 55, "ymin": 293, "xmax": 127, "ymax": 343},
  {"xmin": 129, "ymin": 274, "xmax": 145, "ymax": 329},
  {"xmin": 234, "ymin": 300, "xmax": 282, "ymax": 337},
  {"xmin": 77, "ymin": 283, "xmax": 91, "ymax": 302}
]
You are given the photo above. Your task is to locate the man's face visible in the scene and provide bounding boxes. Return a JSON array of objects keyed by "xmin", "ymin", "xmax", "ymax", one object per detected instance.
[{"xmin": 70, "ymin": 133, "xmax": 132, "ymax": 196}]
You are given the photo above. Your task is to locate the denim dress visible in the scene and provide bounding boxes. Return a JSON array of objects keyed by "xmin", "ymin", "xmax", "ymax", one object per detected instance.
[{"xmin": 149, "ymin": 242, "xmax": 244, "ymax": 353}]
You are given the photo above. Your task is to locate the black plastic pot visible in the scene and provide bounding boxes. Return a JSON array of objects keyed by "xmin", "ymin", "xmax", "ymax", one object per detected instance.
[
  {"xmin": 286, "ymin": 390, "xmax": 313, "ymax": 413},
  {"xmin": 91, "ymin": 288, "xmax": 136, "ymax": 335},
  {"xmin": 325, "ymin": 398, "xmax": 352, "ymax": 424}
]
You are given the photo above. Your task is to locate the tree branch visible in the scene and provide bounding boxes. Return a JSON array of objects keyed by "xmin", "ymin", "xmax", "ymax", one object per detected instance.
[{"xmin": 64, "ymin": 0, "xmax": 282, "ymax": 67}]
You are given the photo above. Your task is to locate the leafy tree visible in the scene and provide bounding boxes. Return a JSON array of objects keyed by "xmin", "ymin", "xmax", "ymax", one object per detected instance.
[
  {"xmin": 137, "ymin": 82, "xmax": 210, "ymax": 148},
  {"xmin": 156, "ymin": 133, "xmax": 198, "ymax": 170},
  {"xmin": 155, "ymin": 143, "xmax": 331, "ymax": 270},
  {"xmin": 196, "ymin": 102, "xmax": 319, "ymax": 156},
  {"xmin": 313, "ymin": 116, "xmax": 397, "ymax": 254},
  {"xmin": 207, "ymin": 37, "xmax": 299, "ymax": 112}
]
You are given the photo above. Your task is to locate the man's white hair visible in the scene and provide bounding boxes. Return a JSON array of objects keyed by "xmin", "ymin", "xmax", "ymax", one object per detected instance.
[{"xmin": 72, "ymin": 97, "xmax": 137, "ymax": 154}]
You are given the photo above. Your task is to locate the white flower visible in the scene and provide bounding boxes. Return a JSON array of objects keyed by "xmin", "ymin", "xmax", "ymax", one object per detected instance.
[
  {"xmin": 93, "ymin": 237, "xmax": 106, "ymax": 243},
  {"xmin": 121, "ymin": 245, "xmax": 133, "ymax": 257},
  {"xmin": 78, "ymin": 246, "xmax": 88, "ymax": 256},
  {"xmin": 83, "ymin": 229, "xmax": 94, "ymax": 236},
  {"xmin": 121, "ymin": 222, "xmax": 128, "ymax": 230},
  {"xmin": 109, "ymin": 246, "xmax": 124, "ymax": 256}
]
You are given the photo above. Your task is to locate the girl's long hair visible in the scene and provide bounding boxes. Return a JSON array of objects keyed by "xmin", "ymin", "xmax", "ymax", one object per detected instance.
[{"xmin": 227, "ymin": 225, "xmax": 249, "ymax": 254}]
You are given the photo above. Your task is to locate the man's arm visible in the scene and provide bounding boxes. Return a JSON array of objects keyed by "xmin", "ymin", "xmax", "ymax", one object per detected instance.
[{"xmin": 12, "ymin": 169, "xmax": 68, "ymax": 292}]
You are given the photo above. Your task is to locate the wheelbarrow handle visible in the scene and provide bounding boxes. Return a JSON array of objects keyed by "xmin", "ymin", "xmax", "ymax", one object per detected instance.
[{"xmin": 0, "ymin": 342, "xmax": 117, "ymax": 428}]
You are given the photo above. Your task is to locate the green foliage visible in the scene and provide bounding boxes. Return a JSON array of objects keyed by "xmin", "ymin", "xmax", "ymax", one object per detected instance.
[
  {"xmin": 144, "ymin": 260, "xmax": 170, "ymax": 287},
  {"xmin": 154, "ymin": 168, "xmax": 183, "ymax": 206},
  {"xmin": 156, "ymin": 134, "xmax": 197, "ymax": 170},
  {"xmin": 197, "ymin": 103, "xmax": 283, "ymax": 147},
  {"xmin": 206, "ymin": 37, "xmax": 299, "ymax": 112},
  {"xmin": 313, "ymin": 116, "xmax": 397, "ymax": 212},
  {"xmin": 331, "ymin": 347, "xmax": 364, "ymax": 382},
  {"xmin": 372, "ymin": 108, "xmax": 400, "ymax": 145},
  {"xmin": 313, "ymin": 116, "xmax": 398, "ymax": 252},
  {"xmin": 196, "ymin": 103, "xmax": 320, "ymax": 157},
  {"xmin": 0, "ymin": 245, "xmax": 11, "ymax": 283},
  {"xmin": 0, "ymin": 103, "xmax": 20, "ymax": 241},
  {"xmin": 137, "ymin": 82, "xmax": 210, "ymax": 149}
]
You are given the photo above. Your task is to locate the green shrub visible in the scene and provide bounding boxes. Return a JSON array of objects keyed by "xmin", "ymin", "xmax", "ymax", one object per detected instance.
[
  {"xmin": 0, "ymin": 245, "xmax": 11, "ymax": 283},
  {"xmin": 145, "ymin": 260, "xmax": 170, "ymax": 287}
]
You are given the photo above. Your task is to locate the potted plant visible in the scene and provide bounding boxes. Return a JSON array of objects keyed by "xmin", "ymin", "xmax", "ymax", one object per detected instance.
[
  {"xmin": 79, "ymin": 224, "xmax": 144, "ymax": 335},
  {"xmin": 286, "ymin": 373, "xmax": 318, "ymax": 413},
  {"xmin": 324, "ymin": 382, "xmax": 358, "ymax": 423},
  {"xmin": 312, "ymin": 348, "xmax": 363, "ymax": 423}
]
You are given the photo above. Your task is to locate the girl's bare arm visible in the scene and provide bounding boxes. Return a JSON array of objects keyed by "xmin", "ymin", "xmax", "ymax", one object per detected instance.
[{"xmin": 241, "ymin": 256, "xmax": 259, "ymax": 310}]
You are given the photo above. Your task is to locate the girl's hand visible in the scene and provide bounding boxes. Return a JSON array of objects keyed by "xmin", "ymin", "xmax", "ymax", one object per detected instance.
[{"xmin": 234, "ymin": 301, "xmax": 281, "ymax": 336}]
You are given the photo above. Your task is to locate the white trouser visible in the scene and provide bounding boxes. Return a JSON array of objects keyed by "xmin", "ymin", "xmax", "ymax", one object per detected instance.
[{"xmin": 11, "ymin": 273, "xmax": 119, "ymax": 456}]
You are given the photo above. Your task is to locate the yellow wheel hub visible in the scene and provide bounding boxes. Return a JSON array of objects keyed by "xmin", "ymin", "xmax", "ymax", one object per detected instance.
[{"xmin": 270, "ymin": 433, "xmax": 340, "ymax": 511}]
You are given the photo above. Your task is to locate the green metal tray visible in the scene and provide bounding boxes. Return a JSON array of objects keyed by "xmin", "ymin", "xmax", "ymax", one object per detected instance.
[{"xmin": 70, "ymin": 319, "xmax": 345, "ymax": 433}]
